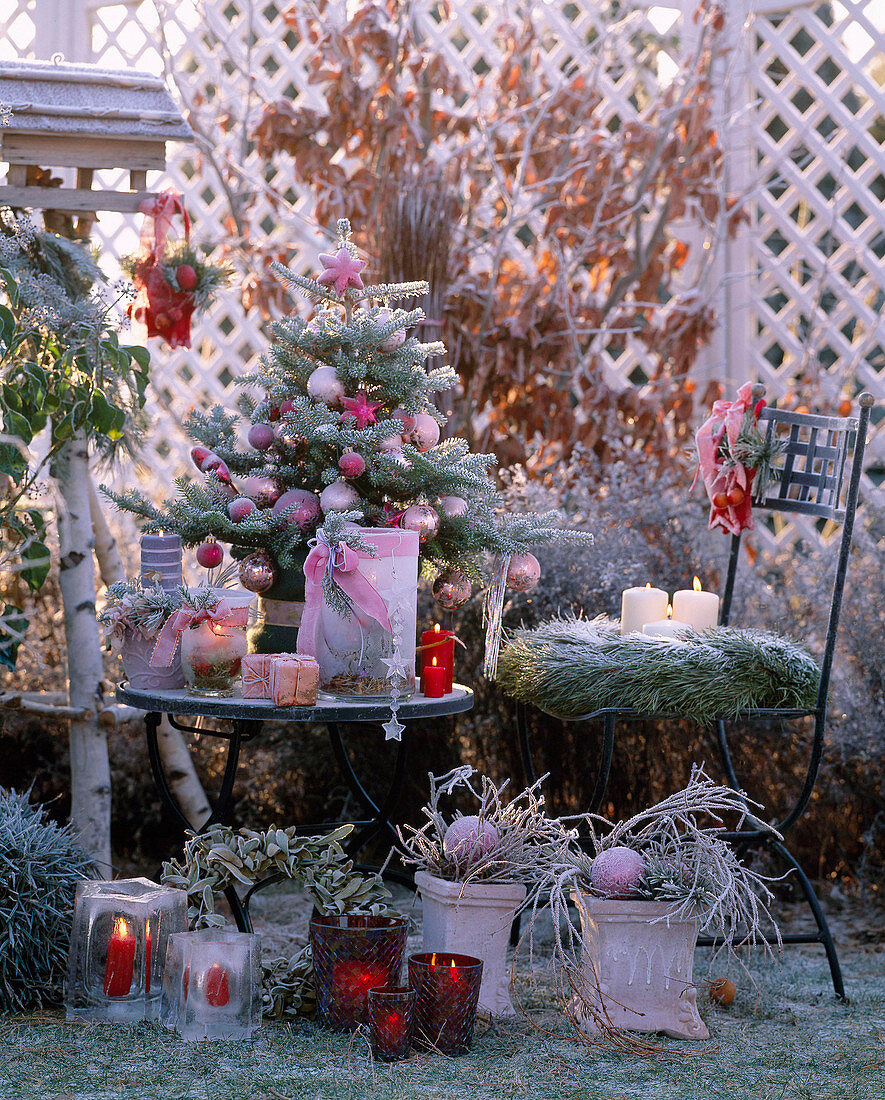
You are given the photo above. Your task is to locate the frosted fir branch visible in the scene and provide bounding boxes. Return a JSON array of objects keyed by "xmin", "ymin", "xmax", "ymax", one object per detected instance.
[
  {"xmin": 100, "ymin": 485, "xmax": 167, "ymax": 526},
  {"xmin": 271, "ymin": 262, "xmax": 344, "ymax": 307},
  {"xmin": 350, "ymin": 280, "xmax": 430, "ymax": 302}
]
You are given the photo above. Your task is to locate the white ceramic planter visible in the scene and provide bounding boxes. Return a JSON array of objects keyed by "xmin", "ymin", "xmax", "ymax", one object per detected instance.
[
  {"xmin": 415, "ymin": 870, "xmax": 526, "ymax": 1017},
  {"xmin": 571, "ymin": 892, "xmax": 709, "ymax": 1041}
]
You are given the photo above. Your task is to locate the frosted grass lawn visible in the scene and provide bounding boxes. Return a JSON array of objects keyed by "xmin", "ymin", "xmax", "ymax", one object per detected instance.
[{"xmin": 1, "ymin": 885, "xmax": 882, "ymax": 1100}]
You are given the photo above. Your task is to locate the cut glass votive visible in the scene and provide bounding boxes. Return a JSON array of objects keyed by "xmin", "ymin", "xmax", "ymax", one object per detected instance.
[
  {"xmin": 310, "ymin": 914, "xmax": 408, "ymax": 1030},
  {"xmin": 161, "ymin": 929, "xmax": 262, "ymax": 1041},
  {"xmin": 64, "ymin": 877, "xmax": 187, "ymax": 1023},
  {"xmin": 408, "ymin": 952, "xmax": 484, "ymax": 1056},
  {"xmin": 368, "ymin": 986, "xmax": 415, "ymax": 1061}
]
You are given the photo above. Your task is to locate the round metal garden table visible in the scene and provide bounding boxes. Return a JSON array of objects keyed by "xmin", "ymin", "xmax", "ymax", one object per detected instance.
[{"xmin": 116, "ymin": 683, "xmax": 474, "ymax": 929}]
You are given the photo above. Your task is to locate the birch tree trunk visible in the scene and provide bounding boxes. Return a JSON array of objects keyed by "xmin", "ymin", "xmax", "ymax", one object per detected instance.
[
  {"xmin": 88, "ymin": 474, "xmax": 125, "ymax": 589},
  {"xmin": 53, "ymin": 433, "xmax": 112, "ymax": 872}
]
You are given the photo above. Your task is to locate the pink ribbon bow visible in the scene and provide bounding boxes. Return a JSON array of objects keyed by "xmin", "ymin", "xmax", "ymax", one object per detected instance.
[
  {"xmin": 296, "ymin": 536, "xmax": 392, "ymax": 658},
  {"xmin": 150, "ymin": 599, "xmax": 248, "ymax": 667},
  {"xmin": 694, "ymin": 382, "xmax": 757, "ymax": 537}
]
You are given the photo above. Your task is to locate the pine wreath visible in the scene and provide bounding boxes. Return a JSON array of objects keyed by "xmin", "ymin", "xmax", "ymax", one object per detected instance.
[{"xmin": 497, "ymin": 616, "xmax": 820, "ymax": 722}]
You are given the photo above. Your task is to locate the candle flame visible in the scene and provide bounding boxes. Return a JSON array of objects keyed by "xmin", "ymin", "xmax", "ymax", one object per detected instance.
[
  {"xmin": 430, "ymin": 953, "xmax": 437, "ymax": 966},
  {"xmin": 693, "ymin": 576, "xmax": 702, "ymax": 592},
  {"xmin": 433, "ymin": 623, "xmax": 441, "ymax": 633},
  {"xmin": 449, "ymin": 959, "xmax": 457, "ymax": 971},
  {"xmin": 645, "ymin": 582, "xmax": 651, "ymax": 588},
  {"xmin": 114, "ymin": 917, "xmax": 129, "ymax": 937},
  {"xmin": 666, "ymin": 604, "xmax": 673, "ymax": 619},
  {"xmin": 432, "ymin": 656, "xmax": 438, "ymax": 667}
]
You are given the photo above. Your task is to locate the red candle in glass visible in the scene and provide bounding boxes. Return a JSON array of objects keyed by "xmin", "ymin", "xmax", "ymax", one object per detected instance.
[
  {"xmin": 331, "ymin": 960, "xmax": 388, "ymax": 1018},
  {"xmin": 204, "ymin": 962, "xmax": 230, "ymax": 1007},
  {"xmin": 368, "ymin": 986, "xmax": 415, "ymax": 1061},
  {"xmin": 421, "ymin": 624, "xmax": 454, "ymax": 692},
  {"xmin": 421, "ymin": 656, "xmax": 446, "ymax": 698},
  {"xmin": 103, "ymin": 917, "xmax": 136, "ymax": 998},
  {"xmin": 144, "ymin": 921, "xmax": 153, "ymax": 993},
  {"xmin": 408, "ymin": 952, "xmax": 483, "ymax": 1056}
]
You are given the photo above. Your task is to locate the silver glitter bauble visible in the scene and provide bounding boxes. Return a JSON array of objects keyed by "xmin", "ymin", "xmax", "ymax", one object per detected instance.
[
  {"xmin": 320, "ymin": 479, "xmax": 361, "ymax": 513},
  {"xmin": 432, "ymin": 569, "xmax": 472, "ymax": 610},
  {"xmin": 238, "ymin": 550, "xmax": 277, "ymax": 593},
  {"xmin": 408, "ymin": 413, "xmax": 441, "ymax": 453},
  {"xmin": 306, "ymin": 365, "xmax": 345, "ymax": 405},
  {"xmin": 506, "ymin": 551, "xmax": 541, "ymax": 592},
  {"xmin": 439, "ymin": 495, "xmax": 468, "ymax": 519},
  {"xmin": 402, "ymin": 503, "xmax": 440, "ymax": 543}
]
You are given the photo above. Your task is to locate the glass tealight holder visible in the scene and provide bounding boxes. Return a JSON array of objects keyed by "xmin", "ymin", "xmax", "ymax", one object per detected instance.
[
  {"xmin": 64, "ymin": 877, "xmax": 187, "ymax": 1023},
  {"xmin": 180, "ymin": 589, "xmax": 254, "ymax": 698},
  {"xmin": 309, "ymin": 914, "xmax": 408, "ymax": 1030},
  {"xmin": 161, "ymin": 930, "xmax": 262, "ymax": 1041},
  {"xmin": 408, "ymin": 952, "xmax": 484, "ymax": 1056},
  {"xmin": 368, "ymin": 986, "xmax": 415, "ymax": 1061}
]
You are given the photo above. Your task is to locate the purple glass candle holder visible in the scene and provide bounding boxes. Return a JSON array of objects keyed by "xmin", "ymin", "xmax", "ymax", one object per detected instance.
[
  {"xmin": 309, "ymin": 914, "xmax": 407, "ymax": 1030},
  {"xmin": 368, "ymin": 986, "xmax": 415, "ymax": 1061},
  {"xmin": 409, "ymin": 952, "xmax": 483, "ymax": 1056}
]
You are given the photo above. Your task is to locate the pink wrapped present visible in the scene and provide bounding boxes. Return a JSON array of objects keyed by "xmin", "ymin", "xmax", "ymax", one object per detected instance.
[
  {"xmin": 295, "ymin": 655, "xmax": 319, "ymax": 705},
  {"xmin": 242, "ymin": 652, "xmax": 297, "ymax": 699},
  {"xmin": 268, "ymin": 654, "xmax": 320, "ymax": 707}
]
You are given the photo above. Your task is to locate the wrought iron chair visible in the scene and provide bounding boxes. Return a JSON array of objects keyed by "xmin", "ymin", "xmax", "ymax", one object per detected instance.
[{"xmin": 514, "ymin": 387, "xmax": 875, "ymax": 1001}]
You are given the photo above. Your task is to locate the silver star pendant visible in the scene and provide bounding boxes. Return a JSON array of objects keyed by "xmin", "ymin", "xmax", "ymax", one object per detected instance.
[
  {"xmin": 383, "ymin": 714, "xmax": 406, "ymax": 741},
  {"xmin": 382, "ymin": 653, "xmax": 411, "ymax": 679}
]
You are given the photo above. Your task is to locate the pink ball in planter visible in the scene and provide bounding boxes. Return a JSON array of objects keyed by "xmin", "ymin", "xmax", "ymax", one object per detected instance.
[
  {"xmin": 590, "ymin": 846, "xmax": 646, "ymax": 899},
  {"xmin": 442, "ymin": 816, "xmax": 500, "ymax": 865}
]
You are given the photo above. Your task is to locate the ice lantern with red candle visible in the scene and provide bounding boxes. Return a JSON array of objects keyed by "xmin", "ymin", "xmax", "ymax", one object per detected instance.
[
  {"xmin": 64, "ymin": 878, "xmax": 186, "ymax": 1022},
  {"xmin": 310, "ymin": 914, "xmax": 408, "ymax": 1030}
]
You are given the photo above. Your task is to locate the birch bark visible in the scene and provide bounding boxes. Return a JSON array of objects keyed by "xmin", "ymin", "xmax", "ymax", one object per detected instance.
[{"xmin": 53, "ymin": 433, "xmax": 111, "ymax": 871}]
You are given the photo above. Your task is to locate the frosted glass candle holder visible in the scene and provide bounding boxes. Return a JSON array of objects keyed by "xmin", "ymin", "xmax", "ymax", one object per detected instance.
[
  {"xmin": 64, "ymin": 878, "xmax": 187, "ymax": 1023},
  {"xmin": 161, "ymin": 930, "xmax": 262, "ymax": 1041}
]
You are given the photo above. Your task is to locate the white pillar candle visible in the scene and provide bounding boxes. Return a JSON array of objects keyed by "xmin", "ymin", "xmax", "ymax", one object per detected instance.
[
  {"xmin": 672, "ymin": 577, "xmax": 720, "ymax": 631},
  {"xmin": 642, "ymin": 618, "xmax": 692, "ymax": 640},
  {"xmin": 620, "ymin": 585, "xmax": 669, "ymax": 635}
]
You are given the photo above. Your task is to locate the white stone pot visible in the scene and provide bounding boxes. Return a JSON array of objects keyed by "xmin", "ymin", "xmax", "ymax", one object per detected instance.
[
  {"xmin": 415, "ymin": 870, "xmax": 526, "ymax": 1017},
  {"xmin": 571, "ymin": 892, "xmax": 709, "ymax": 1041}
]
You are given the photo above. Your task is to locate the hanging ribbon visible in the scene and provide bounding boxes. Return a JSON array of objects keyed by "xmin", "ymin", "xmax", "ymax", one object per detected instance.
[
  {"xmin": 150, "ymin": 600, "xmax": 248, "ymax": 667},
  {"xmin": 127, "ymin": 189, "xmax": 196, "ymax": 349},
  {"xmin": 483, "ymin": 554, "xmax": 510, "ymax": 680},
  {"xmin": 694, "ymin": 382, "xmax": 760, "ymax": 537},
  {"xmin": 297, "ymin": 532, "xmax": 392, "ymax": 658}
]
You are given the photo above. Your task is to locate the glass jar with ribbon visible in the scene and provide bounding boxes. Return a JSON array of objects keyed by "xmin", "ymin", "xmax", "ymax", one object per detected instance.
[
  {"xmin": 151, "ymin": 589, "xmax": 255, "ymax": 697},
  {"xmin": 297, "ymin": 527, "xmax": 419, "ymax": 700}
]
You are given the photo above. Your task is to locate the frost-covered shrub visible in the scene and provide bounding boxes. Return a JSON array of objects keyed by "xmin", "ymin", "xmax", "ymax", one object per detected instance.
[{"xmin": 0, "ymin": 789, "xmax": 94, "ymax": 1014}]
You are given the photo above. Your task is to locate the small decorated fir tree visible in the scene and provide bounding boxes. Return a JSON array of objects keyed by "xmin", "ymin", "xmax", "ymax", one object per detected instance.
[{"xmin": 104, "ymin": 219, "xmax": 589, "ymax": 611}]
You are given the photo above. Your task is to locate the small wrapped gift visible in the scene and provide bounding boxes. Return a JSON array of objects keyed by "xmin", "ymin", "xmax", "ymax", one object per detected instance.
[
  {"xmin": 241, "ymin": 653, "xmax": 296, "ymax": 699},
  {"xmin": 269, "ymin": 655, "xmax": 319, "ymax": 706}
]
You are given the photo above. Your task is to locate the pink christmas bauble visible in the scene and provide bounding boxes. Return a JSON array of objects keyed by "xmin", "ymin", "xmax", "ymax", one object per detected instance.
[
  {"xmin": 195, "ymin": 540, "xmax": 223, "ymax": 569},
  {"xmin": 191, "ymin": 445, "xmax": 211, "ymax": 469},
  {"xmin": 306, "ymin": 365, "xmax": 345, "ymax": 405},
  {"xmin": 279, "ymin": 398, "xmax": 297, "ymax": 417},
  {"xmin": 248, "ymin": 423, "xmax": 275, "ymax": 451},
  {"xmin": 506, "ymin": 552, "xmax": 541, "ymax": 592},
  {"xmin": 243, "ymin": 475, "xmax": 283, "ymax": 508},
  {"xmin": 590, "ymin": 847, "xmax": 646, "ymax": 899},
  {"xmin": 320, "ymin": 480, "xmax": 361, "ymax": 513},
  {"xmin": 272, "ymin": 488, "xmax": 322, "ymax": 529},
  {"xmin": 409, "ymin": 413, "xmax": 441, "ymax": 453},
  {"xmin": 338, "ymin": 451, "xmax": 366, "ymax": 479},
  {"xmin": 378, "ymin": 433, "xmax": 403, "ymax": 452},
  {"xmin": 228, "ymin": 497, "xmax": 257, "ymax": 523},
  {"xmin": 215, "ymin": 482, "xmax": 238, "ymax": 501},
  {"xmin": 374, "ymin": 308, "xmax": 406, "ymax": 352},
  {"xmin": 238, "ymin": 550, "xmax": 277, "ymax": 593},
  {"xmin": 432, "ymin": 569, "xmax": 471, "ymax": 610},
  {"xmin": 402, "ymin": 503, "xmax": 440, "ymax": 543},
  {"xmin": 439, "ymin": 495, "xmax": 468, "ymax": 519},
  {"xmin": 443, "ymin": 817, "xmax": 500, "ymax": 865},
  {"xmin": 392, "ymin": 408, "xmax": 415, "ymax": 432}
]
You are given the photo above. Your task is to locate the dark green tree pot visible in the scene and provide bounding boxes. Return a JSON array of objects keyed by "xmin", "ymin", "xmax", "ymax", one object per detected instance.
[{"xmin": 247, "ymin": 550, "xmax": 308, "ymax": 654}]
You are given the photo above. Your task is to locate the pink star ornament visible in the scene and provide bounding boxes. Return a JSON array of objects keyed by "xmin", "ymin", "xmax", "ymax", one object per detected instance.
[
  {"xmin": 316, "ymin": 246, "xmax": 366, "ymax": 296},
  {"xmin": 339, "ymin": 390, "xmax": 383, "ymax": 429}
]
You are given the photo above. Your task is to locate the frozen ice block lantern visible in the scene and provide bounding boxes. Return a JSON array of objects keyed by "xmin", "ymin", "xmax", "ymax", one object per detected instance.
[
  {"xmin": 162, "ymin": 930, "xmax": 261, "ymax": 1041},
  {"xmin": 64, "ymin": 877, "xmax": 187, "ymax": 1022}
]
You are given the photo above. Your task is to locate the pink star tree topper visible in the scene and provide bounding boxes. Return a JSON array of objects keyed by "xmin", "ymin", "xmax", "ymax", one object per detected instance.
[
  {"xmin": 316, "ymin": 246, "xmax": 366, "ymax": 296},
  {"xmin": 338, "ymin": 391, "xmax": 383, "ymax": 429}
]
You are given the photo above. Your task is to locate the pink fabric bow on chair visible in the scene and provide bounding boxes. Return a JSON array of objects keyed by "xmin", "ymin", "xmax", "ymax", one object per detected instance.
[
  {"xmin": 150, "ymin": 600, "xmax": 248, "ymax": 667},
  {"xmin": 695, "ymin": 382, "xmax": 765, "ymax": 536}
]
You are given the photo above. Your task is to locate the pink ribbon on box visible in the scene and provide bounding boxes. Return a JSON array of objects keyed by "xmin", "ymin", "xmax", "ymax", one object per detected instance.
[
  {"xmin": 296, "ymin": 533, "xmax": 392, "ymax": 658},
  {"xmin": 694, "ymin": 382, "xmax": 758, "ymax": 537},
  {"xmin": 150, "ymin": 600, "xmax": 249, "ymax": 667}
]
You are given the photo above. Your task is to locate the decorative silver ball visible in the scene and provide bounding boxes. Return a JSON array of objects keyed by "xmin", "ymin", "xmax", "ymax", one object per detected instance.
[
  {"xmin": 408, "ymin": 413, "xmax": 441, "ymax": 453},
  {"xmin": 320, "ymin": 479, "xmax": 361, "ymax": 513},
  {"xmin": 238, "ymin": 550, "xmax": 277, "ymax": 593},
  {"xmin": 432, "ymin": 569, "xmax": 472, "ymax": 610},
  {"xmin": 243, "ymin": 475, "xmax": 283, "ymax": 508},
  {"xmin": 506, "ymin": 551, "xmax": 541, "ymax": 592},
  {"xmin": 402, "ymin": 503, "xmax": 440, "ymax": 543},
  {"xmin": 306, "ymin": 365, "xmax": 345, "ymax": 405},
  {"xmin": 439, "ymin": 495, "xmax": 468, "ymax": 519}
]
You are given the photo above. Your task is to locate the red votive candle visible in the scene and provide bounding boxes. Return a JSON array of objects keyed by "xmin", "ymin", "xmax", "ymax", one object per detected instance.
[
  {"xmin": 144, "ymin": 921, "xmax": 153, "ymax": 993},
  {"xmin": 408, "ymin": 952, "xmax": 483, "ymax": 1056},
  {"xmin": 421, "ymin": 624, "xmax": 454, "ymax": 692},
  {"xmin": 103, "ymin": 917, "xmax": 136, "ymax": 998},
  {"xmin": 368, "ymin": 986, "xmax": 415, "ymax": 1061},
  {"xmin": 421, "ymin": 656, "xmax": 446, "ymax": 698},
  {"xmin": 204, "ymin": 962, "xmax": 231, "ymax": 1007}
]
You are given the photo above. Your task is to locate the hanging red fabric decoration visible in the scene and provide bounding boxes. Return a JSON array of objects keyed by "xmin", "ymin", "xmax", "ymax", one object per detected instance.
[{"xmin": 127, "ymin": 191, "xmax": 196, "ymax": 349}]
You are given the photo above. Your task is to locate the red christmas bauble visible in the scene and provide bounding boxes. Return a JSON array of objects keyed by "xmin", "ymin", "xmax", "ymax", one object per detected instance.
[
  {"xmin": 191, "ymin": 445, "xmax": 211, "ymax": 470},
  {"xmin": 176, "ymin": 264, "xmax": 198, "ymax": 291},
  {"xmin": 196, "ymin": 540, "xmax": 223, "ymax": 569},
  {"xmin": 338, "ymin": 451, "xmax": 366, "ymax": 479}
]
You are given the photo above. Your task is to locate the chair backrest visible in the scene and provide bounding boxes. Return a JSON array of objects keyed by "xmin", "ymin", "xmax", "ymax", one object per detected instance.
[{"xmin": 719, "ymin": 387, "xmax": 874, "ymax": 711}]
